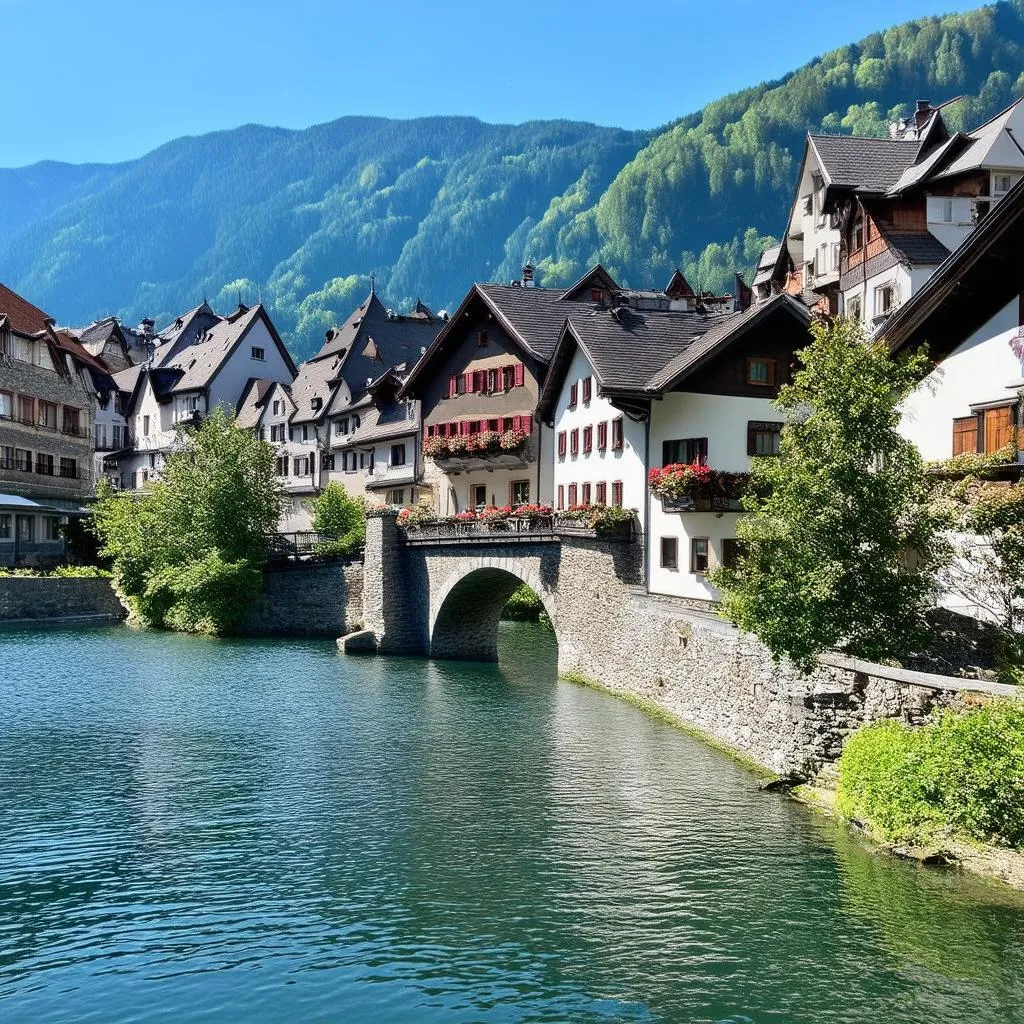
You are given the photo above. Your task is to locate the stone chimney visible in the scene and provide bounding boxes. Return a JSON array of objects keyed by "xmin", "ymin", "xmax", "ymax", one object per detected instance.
[
  {"xmin": 915, "ymin": 99, "xmax": 933, "ymax": 130},
  {"xmin": 522, "ymin": 263, "xmax": 535, "ymax": 288}
]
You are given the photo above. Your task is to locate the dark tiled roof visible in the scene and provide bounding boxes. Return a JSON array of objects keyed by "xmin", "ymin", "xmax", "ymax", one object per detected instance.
[
  {"xmin": 161, "ymin": 305, "xmax": 264, "ymax": 392},
  {"xmin": 334, "ymin": 399, "xmax": 420, "ymax": 447},
  {"xmin": 289, "ymin": 353, "xmax": 347, "ymax": 425},
  {"xmin": 476, "ymin": 285, "xmax": 599, "ymax": 360},
  {"xmin": 752, "ymin": 244, "xmax": 783, "ymax": 287},
  {"xmin": 646, "ymin": 293, "xmax": 811, "ymax": 392},
  {"xmin": 0, "ymin": 281, "xmax": 52, "ymax": 336},
  {"xmin": 883, "ymin": 230, "xmax": 950, "ymax": 265},
  {"xmin": 566, "ymin": 307, "xmax": 727, "ymax": 391},
  {"xmin": 809, "ymin": 135, "xmax": 920, "ymax": 193}
]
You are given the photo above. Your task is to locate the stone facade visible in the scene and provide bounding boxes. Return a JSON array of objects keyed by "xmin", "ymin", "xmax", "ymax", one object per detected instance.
[
  {"xmin": 361, "ymin": 516, "xmax": 1015, "ymax": 777},
  {"xmin": 241, "ymin": 560, "xmax": 363, "ymax": 637},
  {"xmin": 0, "ymin": 577, "xmax": 125, "ymax": 623}
]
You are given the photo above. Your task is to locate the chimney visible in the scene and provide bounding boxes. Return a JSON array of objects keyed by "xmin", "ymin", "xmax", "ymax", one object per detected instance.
[
  {"xmin": 522, "ymin": 263, "xmax": 535, "ymax": 288},
  {"xmin": 915, "ymin": 100, "xmax": 932, "ymax": 130}
]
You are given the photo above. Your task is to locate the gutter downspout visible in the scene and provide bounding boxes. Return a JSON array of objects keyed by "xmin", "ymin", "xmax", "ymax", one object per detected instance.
[{"xmin": 643, "ymin": 409, "xmax": 651, "ymax": 594}]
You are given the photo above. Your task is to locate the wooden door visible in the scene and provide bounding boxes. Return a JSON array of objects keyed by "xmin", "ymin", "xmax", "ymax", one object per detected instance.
[{"xmin": 983, "ymin": 406, "xmax": 1016, "ymax": 454}]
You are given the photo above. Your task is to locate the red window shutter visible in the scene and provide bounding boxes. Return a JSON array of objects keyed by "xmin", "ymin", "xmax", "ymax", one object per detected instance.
[
  {"xmin": 478, "ymin": 419, "xmax": 488, "ymax": 432},
  {"xmin": 582, "ymin": 376, "xmax": 592, "ymax": 403},
  {"xmin": 558, "ymin": 431, "xmax": 567, "ymax": 456},
  {"xmin": 464, "ymin": 371, "xmax": 475, "ymax": 393},
  {"xmin": 460, "ymin": 420, "xmax": 471, "ymax": 435},
  {"xmin": 521, "ymin": 416, "xmax": 532, "ymax": 435},
  {"xmin": 569, "ymin": 383, "xmax": 578, "ymax": 408},
  {"xmin": 514, "ymin": 363, "xmax": 525, "ymax": 387},
  {"xmin": 581, "ymin": 483, "xmax": 591, "ymax": 505},
  {"xmin": 512, "ymin": 415, "xmax": 521, "ymax": 432},
  {"xmin": 583, "ymin": 426, "xmax": 592, "ymax": 452},
  {"xmin": 596, "ymin": 481, "xmax": 607, "ymax": 505},
  {"xmin": 568, "ymin": 483, "xmax": 577, "ymax": 506},
  {"xmin": 570, "ymin": 428, "xmax": 579, "ymax": 455},
  {"xmin": 612, "ymin": 481, "xmax": 623, "ymax": 507},
  {"xmin": 557, "ymin": 484, "xmax": 565, "ymax": 510},
  {"xmin": 476, "ymin": 370, "xmax": 488, "ymax": 393},
  {"xmin": 597, "ymin": 421, "xmax": 607, "ymax": 449},
  {"xmin": 448, "ymin": 375, "xmax": 458, "ymax": 398}
]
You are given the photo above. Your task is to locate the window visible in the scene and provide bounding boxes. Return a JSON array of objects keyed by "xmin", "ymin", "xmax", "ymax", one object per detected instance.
[
  {"xmin": 875, "ymin": 283, "xmax": 895, "ymax": 317},
  {"xmin": 830, "ymin": 242, "xmax": 840, "ymax": 271},
  {"xmin": 660, "ymin": 537, "xmax": 678, "ymax": 569},
  {"xmin": 477, "ymin": 330, "xmax": 488, "ymax": 347},
  {"xmin": 557, "ymin": 484, "xmax": 565, "ymax": 510},
  {"xmin": 143, "ymin": 415, "xmax": 150, "ymax": 437},
  {"xmin": 251, "ymin": 346, "xmax": 265, "ymax": 360},
  {"xmin": 0, "ymin": 392, "xmax": 10, "ymax": 419},
  {"xmin": 993, "ymin": 173, "xmax": 1016, "ymax": 198},
  {"xmin": 597, "ymin": 421, "xmax": 608, "ymax": 450},
  {"xmin": 722, "ymin": 539, "xmax": 746, "ymax": 570},
  {"xmin": 16, "ymin": 395, "xmax": 33, "ymax": 423},
  {"xmin": 690, "ymin": 537, "xmax": 710, "ymax": 574},
  {"xmin": 301, "ymin": 424, "xmax": 309, "ymax": 442},
  {"xmin": 591, "ymin": 287, "xmax": 602, "ymax": 302},
  {"xmin": 112, "ymin": 425, "xmax": 123, "ymax": 449},
  {"xmin": 62, "ymin": 407, "xmax": 81, "ymax": 435},
  {"xmin": 390, "ymin": 443, "xmax": 406, "ymax": 467},
  {"xmin": 44, "ymin": 517, "xmax": 61, "ymax": 541},
  {"xmin": 568, "ymin": 383, "xmax": 578, "ymax": 409},
  {"xmin": 662, "ymin": 437, "xmax": 708, "ymax": 465},
  {"xmin": 581, "ymin": 482, "xmax": 592, "ymax": 505},
  {"xmin": 293, "ymin": 456, "xmax": 309, "ymax": 476},
  {"xmin": 38, "ymin": 401, "xmax": 57, "ymax": 429},
  {"xmin": 745, "ymin": 358, "xmax": 776, "ymax": 387},
  {"xmin": 611, "ymin": 417, "xmax": 624, "ymax": 450},
  {"xmin": 388, "ymin": 488, "xmax": 405, "ymax": 506},
  {"xmin": 850, "ymin": 215, "xmax": 864, "ymax": 251},
  {"xmin": 472, "ymin": 484, "xmax": 487, "ymax": 508},
  {"xmin": 503, "ymin": 366, "xmax": 515, "ymax": 391},
  {"xmin": 338, "ymin": 417, "xmax": 349, "ymax": 435},
  {"xmin": 567, "ymin": 483, "xmax": 578, "ymax": 507},
  {"xmin": 59, "ymin": 457, "xmax": 77, "ymax": 479},
  {"xmin": 595, "ymin": 481, "xmax": 607, "ymax": 505},
  {"xmin": 847, "ymin": 295, "xmax": 862, "ymax": 322},
  {"xmin": 15, "ymin": 448, "xmax": 32, "ymax": 471},
  {"xmin": 747, "ymin": 421, "xmax": 782, "ymax": 456},
  {"xmin": 582, "ymin": 425, "xmax": 593, "ymax": 453},
  {"xmin": 557, "ymin": 431, "xmax": 567, "ymax": 457},
  {"xmin": 488, "ymin": 368, "xmax": 500, "ymax": 394},
  {"xmin": 273, "ymin": 400, "xmax": 281, "ymax": 415},
  {"xmin": 582, "ymin": 376, "xmax": 593, "ymax": 403},
  {"xmin": 36, "ymin": 453, "xmax": 54, "ymax": 476},
  {"xmin": 0, "ymin": 514, "xmax": 9, "ymax": 538},
  {"xmin": 510, "ymin": 480, "xmax": 530, "ymax": 505},
  {"xmin": 276, "ymin": 456, "xmax": 289, "ymax": 476},
  {"xmin": 570, "ymin": 429, "xmax": 579, "ymax": 456},
  {"xmin": 17, "ymin": 515, "xmax": 34, "ymax": 543}
]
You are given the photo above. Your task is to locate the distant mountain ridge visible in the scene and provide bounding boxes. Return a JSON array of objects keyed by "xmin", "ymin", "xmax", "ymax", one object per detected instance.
[{"xmin": 4, "ymin": 1, "xmax": 1024, "ymax": 360}]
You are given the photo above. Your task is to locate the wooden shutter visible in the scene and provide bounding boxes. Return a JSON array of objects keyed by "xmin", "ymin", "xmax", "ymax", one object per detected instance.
[
  {"xmin": 983, "ymin": 406, "xmax": 1016, "ymax": 453},
  {"xmin": 581, "ymin": 483, "xmax": 591, "ymax": 505},
  {"xmin": 596, "ymin": 481, "xmax": 607, "ymax": 505},
  {"xmin": 521, "ymin": 416, "xmax": 531, "ymax": 435},
  {"xmin": 583, "ymin": 426, "xmax": 592, "ymax": 452},
  {"xmin": 612, "ymin": 481, "xmax": 622, "ymax": 507},
  {"xmin": 598, "ymin": 421, "xmax": 607, "ymax": 450},
  {"xmin": 568, "ymin": 483, "xmax": 577, "ymax": 506},
  {"xmin": 513, "ymin": 363, "xmax": 525, "ymax": 387},
  {"xmin": 952, "ymin": 415, "xmax": 979, "ymax": 456},
  {"xmin": 476, "ymin": 370, "xmax": 488, "ymax": 393},
  {"xmin": 569, "ymin": 383, "xmax": 578, "ymax": 407},
  {"xmin": 558, "ymin": 431, "xmax": 567, "ymax": 456},
  {"xmin": 570, "ymin": 429, "xmax": 579, "ymax": 454},
  {"xmin": 463, "ymin": 371, "xmax": 475, "ymax": 393},
  {"xmin": 557, "ymin": 484, "xmax": 565, "ymax": 510}
]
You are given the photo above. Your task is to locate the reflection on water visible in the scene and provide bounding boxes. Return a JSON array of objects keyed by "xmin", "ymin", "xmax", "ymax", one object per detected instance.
[{"xmin": 0, "ymin": 622, "xmax": 1022, "ymax": 1023}]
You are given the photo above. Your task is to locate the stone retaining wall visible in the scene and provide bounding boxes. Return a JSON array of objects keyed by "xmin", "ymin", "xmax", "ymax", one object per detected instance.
[
  {"xmin": 0, "ymin": 577, "xmax": 125, "ymax": 623},
  {"xmin": 241, "ymin": 560, "xmax": 363, "ymax": 637}
]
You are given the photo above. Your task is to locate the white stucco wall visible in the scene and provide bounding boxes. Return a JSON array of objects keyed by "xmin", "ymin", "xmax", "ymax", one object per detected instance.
[
  {"xmin": 899, "ymin": 298, "xmax": 1023, "ymax": 460},
  {"xmin": 552, "ymin": 348, "xmax": 646, "ymax": 515},
  {"xmin": 208, "ymin": 318, "xmax": 294, "ymax": 410},
  {"xmin": 647, "ymin": 391, "xmax": 781, "ymax": 600}
]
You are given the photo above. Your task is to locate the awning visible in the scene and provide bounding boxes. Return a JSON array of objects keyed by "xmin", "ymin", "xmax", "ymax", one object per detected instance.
[
  {"xmin": 0, "ymin": 493, "xmax": 60, "ymax": 512},
  {"xmin": 366, "ymin": 475, "xmax": 417, "ymax": 490}
]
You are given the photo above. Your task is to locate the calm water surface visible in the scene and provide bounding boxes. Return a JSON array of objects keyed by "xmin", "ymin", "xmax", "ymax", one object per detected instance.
[{"xmin": 1, "ymin": 623, "xmax": 1023, "ymax": 1023}]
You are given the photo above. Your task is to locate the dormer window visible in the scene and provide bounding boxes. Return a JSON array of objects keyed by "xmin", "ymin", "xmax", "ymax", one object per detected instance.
[
  {"xmin": 311, "ymin": 396, "xmax": 322, "ymax": 411},
  {"xmin": 251, "ymin": 346, "xmax": 265, "ymax": 361},
  {"xmin": 477, "ymin": 330, "xmax": 488, "ymax": 347},
  {"xmin": 591, "ymin": 288, "xmax": 602, "ymax": 303},
  {"xmin": 745, "ymin": 358, "xmax": 777, "ymax": 387}
]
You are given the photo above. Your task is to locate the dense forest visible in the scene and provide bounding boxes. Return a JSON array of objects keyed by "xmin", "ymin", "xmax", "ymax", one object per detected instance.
[{"xmin": 3, "ymin": 1, "xmax": 1024, "ymax": 360}]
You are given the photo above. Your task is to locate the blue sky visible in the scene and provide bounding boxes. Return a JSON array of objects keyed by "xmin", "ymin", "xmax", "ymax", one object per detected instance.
[{"xmin": 2, "ymin": 0, "xmax": 973, "ymax": 167}]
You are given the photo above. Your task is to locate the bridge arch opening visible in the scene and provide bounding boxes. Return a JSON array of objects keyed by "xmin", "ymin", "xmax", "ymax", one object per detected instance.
[{"xmin": 429, "ymin": 564, "xmax": 557, "ymax": 662}]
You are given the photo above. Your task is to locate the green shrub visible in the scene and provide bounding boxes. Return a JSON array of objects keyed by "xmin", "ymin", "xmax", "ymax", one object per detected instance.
[
  {"xmin": 311, "ymin": 483, "xmax": 365, "ymax": 556},
  {"xmin": 50, "ymin": 565, "xmax": 112, "ymax": 578},
  {"xmin": 502, "ymin": 584, "xmax": 545, "ymax": 621},
  {"xmin": 837, "ymin": 701, "xmax": 1024, "ymax": 849}
]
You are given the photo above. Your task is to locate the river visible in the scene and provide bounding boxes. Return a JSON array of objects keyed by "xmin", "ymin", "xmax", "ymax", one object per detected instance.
[{"xmin": 0, "ymin": 622, "xmax": 1022, "ymax": 1023}]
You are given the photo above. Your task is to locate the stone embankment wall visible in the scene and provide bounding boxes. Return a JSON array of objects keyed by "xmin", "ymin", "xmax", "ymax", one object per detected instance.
[
  {"xmin": 0, "ymin": 577, "xmax": 125, "ymax": 624},
  {"xmin": 553, "ymin": 540, "xmax": 1015, "ymax": 777},
  {"xmin": 241, "ymin": 560, "xmax": 363, "ymax": 637}
]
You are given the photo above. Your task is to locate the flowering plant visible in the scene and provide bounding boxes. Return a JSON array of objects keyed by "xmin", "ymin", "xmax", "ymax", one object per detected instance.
[
  {"xmin": 453, "ymin": 509, "xmax": 478, "ymax": 522},
  {"xmin": 555, "ymin": 504, "xmax": 637, "ymax": 535},
  {"xmin": 397, "ymin": 504, "xmax": 438, "ymax": 527},
  {"xmin": 479, "ymin": 504, "xmax": 514, "ymax": 521},
  {"xmin": 499, "ymin": 428, "xmax": 530, "ymax": 451},
  {"xmin": 423, "ymin": 436, "xmax": 451, "ymax": 458},
  {"xmin": 648, "ymin": 462, "xmax": 748, "ymax": 502}
]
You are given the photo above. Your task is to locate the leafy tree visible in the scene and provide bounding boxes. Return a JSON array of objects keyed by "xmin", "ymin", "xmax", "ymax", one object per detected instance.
[
  {"xmin": 712, "ymin": 318, "xmax": 936, "ymax": 670},
  {"xmin": 92, "ymin": 408, "xmax": 281, "ymax": 635},
  {"xmin": 310, "ymin": 482, "xmax": 365, "ymax": 556}
]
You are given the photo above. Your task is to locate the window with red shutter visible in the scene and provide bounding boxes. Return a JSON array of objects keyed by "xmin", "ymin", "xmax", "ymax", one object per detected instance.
[
  {"xmin": 596, "ymin": 481, "xmax": 607, "ymax": 505},
  {"xmin": 558, "ymin": 431, "xmax": 567, "ymax": 457},
  {"xmin": 463, "ymin": 372, "xmax": 474, "ymax": 393},
  {"xmin": 488, "ymin": 418, "xmax": 500, "ymax": 431},
  {"xmin": 597, "ymin": 421, "xmax": 607, "ymax": 450},
  {"xmin": 520, "ymin": 416, "xmax": 532, "ymax": 435},
  {"xmin": 581, "ymin": 482, "xmax": 591, "ymax": 505},
  {"xmin": 476, "ymin": 370, "xmax": 488, "ymax": 393},
  {"xmin": 570, "ymin": 428, "xmax": 579, "ymax": 455},
  {"xmin": 502, "ymin": 416, "xmax": 514, "ymax": 432},
  {"xmin": 582, "ymin": 376, "xmax": 592, "ymax": 403},
  {"xmin": 583, "ymin": 425, "xmax": 593, "ymax": 453},
  {"xmin": 503, "ymin": 366, "xmax": 515, "ymax": 390},
  {"xmin": 568, "ymin": 483, "xmax": 578, "ymax": 506},
  {"xmin": 569, "ymin": 383, "xmax": 578, "ymax": 408},
  {"xmin": 448, "ymin": 375, "xmax": 458, "ymax": 398},
  {"xmin": 612, "ymin": 416, "xmax": 624, "ymax": 450},
  {"xmin": 557, "ymin": 484, "xmax": 565, "ymax": 510},
  {"xmin": 513, "ymin": 363, "xmax": 525, "ymax": 387},
  {"xmin": 488, "ymin": 368, "xmax": 499, "ymax": 394},
  {"xmin": 611, "ymin": 481, "xmax": 623, "ymax": 507},
  {"xmin": 512, "ymin": 415, "xmax": 522, "ymax": 432},
  {"xmin": 461, "ymin": 420, "xmax": 472, "ymax": 435}
]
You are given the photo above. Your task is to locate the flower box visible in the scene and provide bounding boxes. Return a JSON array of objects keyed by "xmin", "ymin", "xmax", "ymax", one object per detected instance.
[{"xmin": 649, "ymin": 462, "xmax": 749, "ymax": 511}]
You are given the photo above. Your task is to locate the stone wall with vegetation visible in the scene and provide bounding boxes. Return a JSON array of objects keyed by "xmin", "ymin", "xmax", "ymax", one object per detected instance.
[
  {"xmin": 241, "ymin": 560, "xmax": 363, "ymax": 637},
  {"xmin": 0, "ymin": 577, "xmax": 125, "ymax": 623}
]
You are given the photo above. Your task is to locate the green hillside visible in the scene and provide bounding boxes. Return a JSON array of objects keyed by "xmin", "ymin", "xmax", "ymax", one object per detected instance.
[{"xmin": 3, "ymin": 1, "xmax": 1024, "ymax": 360}]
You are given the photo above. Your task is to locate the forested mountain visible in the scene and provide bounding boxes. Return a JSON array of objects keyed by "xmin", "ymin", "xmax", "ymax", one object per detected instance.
[{"xmin": 4, "ymin": 1, "xmax": 1024, "ymax": 360}]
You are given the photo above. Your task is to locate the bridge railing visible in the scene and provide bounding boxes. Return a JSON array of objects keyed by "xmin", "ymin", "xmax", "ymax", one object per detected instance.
[
  {"xmin": 267, "ymin": 531, "xmax": 363, "ymax": 563},
  {"xmin": 399, "ymin": 514, "xmax": 637, "ymax": 544}
]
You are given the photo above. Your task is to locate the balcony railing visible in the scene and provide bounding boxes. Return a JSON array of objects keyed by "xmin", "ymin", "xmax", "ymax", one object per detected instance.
[
  {"xmin": 0, "ymin": 411, "xmax": 90, "ymax": 439},
  {"xmin": 267, "ymin": 531, "xmax": 360, "ymax": 563},
  {"xmin": 0, "ymin": 459, "xmax": 91, "ymax": 482},
  {"xmin": 400, "ymin": 514, "xmax": 636, "ymax": 544}
]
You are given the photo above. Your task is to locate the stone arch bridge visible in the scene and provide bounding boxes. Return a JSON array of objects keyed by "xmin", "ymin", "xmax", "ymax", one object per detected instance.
[{"xmin": 357, "ymin": 512, "xmax": 643, "ymax": 667}]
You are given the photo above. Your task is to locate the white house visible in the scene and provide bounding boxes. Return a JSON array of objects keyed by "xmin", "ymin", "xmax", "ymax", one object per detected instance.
[{"xmin": 539, "ymin": 294, "xmax": 813, "ymax": 602}]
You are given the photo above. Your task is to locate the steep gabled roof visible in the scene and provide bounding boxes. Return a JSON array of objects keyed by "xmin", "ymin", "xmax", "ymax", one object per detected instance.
[
  {"xmin": 558, "ymin": 264, "xmax": 620, "ymax": 301},
  {"xmin": 646, "ymin": 293, "xmax": 811, "ymax": 393},
  {"xmin": 0, "ymin": 281, "xmax": 52, "ymax": 336},
  {"xmin": 536, "ymin": 307, "xmax": 727, "ymax": 421},
  {"xmin": 151, "ymin": 301, "xmax": 220, "ymax": 366},
  {"xmin": 235, "ymin": 377, "xmax": 282, "ymax": 429},
  {"xmin": 930, "ymin": 97, "xmax": 1024, "ymax": 181},
  {"xmin": 752, "ymin": 244, "xmax": 785, "ymax": 287},
  {"xmin": 808, "ymin": 134, "xmax": 921, "ymax": 194}
]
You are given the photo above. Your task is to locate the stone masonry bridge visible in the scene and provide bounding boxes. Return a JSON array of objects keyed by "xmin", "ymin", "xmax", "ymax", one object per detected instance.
[{"xmin": 357, "ymin": 511, "xmax": 643, "ymax": 666}]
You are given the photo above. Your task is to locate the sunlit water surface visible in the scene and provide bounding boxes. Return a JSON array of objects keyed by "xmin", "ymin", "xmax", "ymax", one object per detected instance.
[{"xmin": 1, "ymin": 622, "xmax": 1023, "ymax": 1023}]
